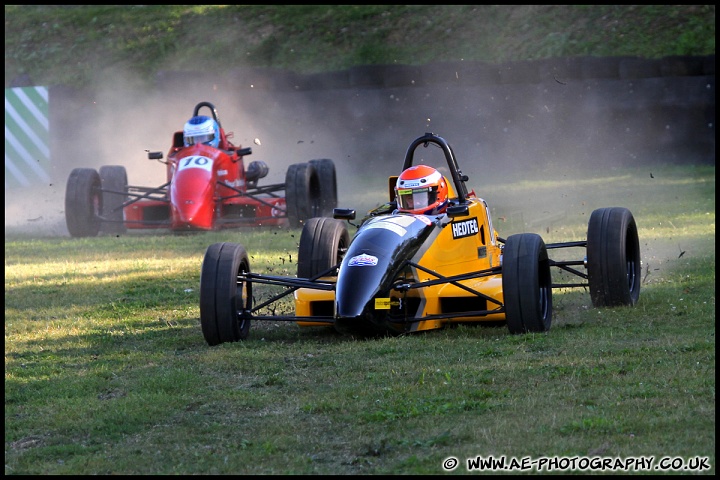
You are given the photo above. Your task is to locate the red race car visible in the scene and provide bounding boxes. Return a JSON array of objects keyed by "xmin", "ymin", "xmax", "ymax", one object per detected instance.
[{"xmin": 64, "ymin": 101, "xmax": 337, "ymax": 236}]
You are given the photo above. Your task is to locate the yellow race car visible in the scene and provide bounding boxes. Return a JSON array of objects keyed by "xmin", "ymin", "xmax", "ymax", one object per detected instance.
[{"xmin": 200, "ymin": 132, "xmax": 641, "ymax": 345}]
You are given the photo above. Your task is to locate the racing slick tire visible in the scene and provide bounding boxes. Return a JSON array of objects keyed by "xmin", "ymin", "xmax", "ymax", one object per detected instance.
[
  {"xmin": 99, "ymin": 165, "xmax": 128, "ymax": 236},
  {"xmin": 297, "ymin": 217, "xmax": 349, "ymax": 278},
  {"xmin": 200, "ymin": 242, "xmax": 252, "ymax": 346},
  {"xmin": 65, "ymin": 167, "xmax": 102, "ymax": 238},
  {"xmin": 502, "ymin": 233, "xmax": 552, "ymax": 334},
  {"xmin": 309, "ymin": 159, "xmax": 338, "ymax": 217},
  {"xmin": 586, "ymin": 207, "xmax": 641, "ymax": 308},
  {"xmin": 285, "ymin": 162, "xmax": 322, "ymax": 228}
]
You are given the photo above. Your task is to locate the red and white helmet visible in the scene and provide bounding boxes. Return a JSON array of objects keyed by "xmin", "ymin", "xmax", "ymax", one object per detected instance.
[{"xmin": 395, "ymin": 165, "xmax": 449, "ymax": 215}]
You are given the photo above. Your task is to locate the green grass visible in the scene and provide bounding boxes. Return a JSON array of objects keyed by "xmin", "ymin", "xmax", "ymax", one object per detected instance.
[
  {"xmin": 5, "ymin": 164, "xmax": 714, "ymax": 474},
  {"xmin": 4, "ymin": 5, "xmax": 715, "ymax": 88}
]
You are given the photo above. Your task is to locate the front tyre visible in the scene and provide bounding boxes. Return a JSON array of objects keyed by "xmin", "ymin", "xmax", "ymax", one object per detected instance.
[
  {"xmin": 200, "ymin": 242, "xmax": 252, "ymax": 346},
  {"xmin": 297, "ymin": 217, "xmax": 349, "ymax": 278},
  {"xmin": 502, "ymin": 233, "xmax": 552, "ymax": 334},
  {"xmin": 99, "ymin": 165, "xmax": 128, "ymax": 235},
  {"xmin": 308, "ymin": 159, "xmax": 338, "ymax": 217},
  {"xmin": 65, "ymin": 168, "xmax": 102, "ymax": 237},
  {"xmin": 285, "ymin": 162, "xmax": 321, "ymax": 228},
  {"xmin": 587, "ymin": 207, "xmax": 641, "ymax": 307}
]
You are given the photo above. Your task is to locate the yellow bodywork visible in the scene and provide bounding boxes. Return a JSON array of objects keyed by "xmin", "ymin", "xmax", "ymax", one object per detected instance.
[
  {"xmin": 406, "ymin": 195, "xmax": 505, "ymax": 330},
  {"xmin": 295, "ymin": 186, "xmax": 506, "ymax": 332},
  {"xmin": 295, "ymin": 286, "xmax": 334, "ymax": 327}
]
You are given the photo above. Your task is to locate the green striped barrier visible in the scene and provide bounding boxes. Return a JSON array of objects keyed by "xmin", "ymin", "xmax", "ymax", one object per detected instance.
[{"xmin": 5, "ymin": 86, "xmax": 50, "ymax": 188}]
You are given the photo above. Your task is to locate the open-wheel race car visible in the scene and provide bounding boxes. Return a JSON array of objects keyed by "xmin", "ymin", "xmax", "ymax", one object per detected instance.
[
  {"xmin": 64, "ymin": 101, "xmax": 337, "ymax": 236},
  {"xmin": 199, "ymin": 132, "xmax": 641, "ymax": 345}
]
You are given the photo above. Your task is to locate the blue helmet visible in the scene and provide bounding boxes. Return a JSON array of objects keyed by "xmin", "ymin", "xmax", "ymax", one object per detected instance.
[{"xmin": 183, "ymin": 115, "xmax": 220, "ymax": 148}]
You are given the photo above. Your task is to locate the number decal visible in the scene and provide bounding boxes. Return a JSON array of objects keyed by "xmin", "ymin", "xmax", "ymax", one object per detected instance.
[{"xmin": 177, "ymin": 156, "xmax": 213, "ymax": 173}]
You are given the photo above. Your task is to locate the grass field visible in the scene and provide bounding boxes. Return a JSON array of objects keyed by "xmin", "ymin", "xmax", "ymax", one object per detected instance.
[
  {"xmin": 4, "ymin": 163, "xmax": 714, "ymax": 474},
  {"xmin": 5, "ymin": 5, "xmax": 715, "ymax": 474}
]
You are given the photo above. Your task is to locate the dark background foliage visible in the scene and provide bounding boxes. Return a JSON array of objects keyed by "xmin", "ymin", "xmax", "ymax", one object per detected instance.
[{"xmin": 4, "ymin": 5, "xmax": 715, "ymax": 89}]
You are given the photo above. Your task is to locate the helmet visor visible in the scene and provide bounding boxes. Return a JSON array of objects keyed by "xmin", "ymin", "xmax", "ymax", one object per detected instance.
[
  {"xmin": 396, "ymin": 186, "xmax": 438, "ymax": 211},
  {"xmin": 185, "ymin": 133, "xmax": 215, "ymax": 146}
]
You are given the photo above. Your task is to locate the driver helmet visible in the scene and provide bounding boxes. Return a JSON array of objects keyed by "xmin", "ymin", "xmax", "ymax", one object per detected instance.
[
  {"xmin": 395, "ymin": 165, "xmax": 449, "ymax": 215},
  {"xmin": 183, "ymin": 115, "xmax": 220, "ymax": 148}
]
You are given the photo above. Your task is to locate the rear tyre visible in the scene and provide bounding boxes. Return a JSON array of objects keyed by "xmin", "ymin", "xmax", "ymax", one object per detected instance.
[
  {"xmin": 99, "ymin": 165, "xmax": 128, "ymax": 235},
  {"xmin": 200, "ymin": 242, "xmax": 252, "ymax": 346},
  {"xmin": 65, "ymin": 168, "xmax": 102, "ymax": 238},
  {"xmin": 297, "ymin": 217, "xmax": 349, "ymax": 278},
  {"xmin": 309, "ymin": 159, "xmax": 338, "ymax": 217},
  {"xmin": 502, "ymin": 233, "xmax": 552, "ymax": 334},
  {"xmin": 285, "ymin": 162, "xmax": 321, "ymax": 228},
  {"xmin": 587, "ymin": 207, "xmax": 641, "ymax": 307}
]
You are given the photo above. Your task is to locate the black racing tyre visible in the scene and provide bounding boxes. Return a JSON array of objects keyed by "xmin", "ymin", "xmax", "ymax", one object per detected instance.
[
  {"xmin": 502, "ymin": 233, "xmax": 552, "ymax": 334},
  {"xmin": 285, "ymin": 162, "xmax": 321, "ymax": 228},
  {"xmin": 309, "ymin": 159, "xmax": 338, "ymax": 217},
  {"xmin": 587, "ymin": 207, "xmax": 641, "ymax": 307},
  {"xmin": 200, "ymin": 242, "xmax": 252, "ymax": 346},
  {"xmin": 99, "ymin": 165, "xmax": 128, "ymax": 235},
  {"xmin": 297, "ymin": 217, "xmax": 349, "ymax": 278},
  {"xmin": 65, "ymin": 168, "xmax": 102, "ymax": 238}
]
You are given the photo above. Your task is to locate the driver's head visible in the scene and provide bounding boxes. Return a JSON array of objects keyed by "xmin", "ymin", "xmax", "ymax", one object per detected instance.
[
  {"xmin": 183, "ymin": 115, "xmax": 220, "ymax": 148},
  {"xmin": 395, "ymin": 165, "xmax": 449, "ymax": 215}
]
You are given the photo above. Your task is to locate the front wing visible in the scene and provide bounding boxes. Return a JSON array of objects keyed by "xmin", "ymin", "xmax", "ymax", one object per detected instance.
[
  {"xmin": 238, "ymin": 261, "xmax": 507, "ymax": 328},
  {"xmin": 235, "ymin": 242, "xmax": 590, "ymax": 330},
  {"xmin": 105, "ymin": 180, "xmax": 290, "ymax": 229}
]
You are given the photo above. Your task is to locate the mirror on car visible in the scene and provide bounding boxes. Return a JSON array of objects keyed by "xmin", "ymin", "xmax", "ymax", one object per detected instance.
[
  {"xmin": 446, "ymin": 204, "xmax": 469, "ymax": 218},
  {"xmin": 333, "ymin": 208, "xmax": 356, "ymax": 220}
]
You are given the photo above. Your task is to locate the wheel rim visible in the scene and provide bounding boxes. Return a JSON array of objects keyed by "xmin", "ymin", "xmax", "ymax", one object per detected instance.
[
  {"xmin": 625, "ymin": 220, "xmax": 640, "ymax": 297},
  {"xmin": 626, "ymin": 241, "xmax": 639, "ymax": 294},
  {"xmin": 238, "ymin": 261, "xmax": 251, "ymax": 314},
  {"xmin": 93, "ymin": 192, "xmax": 101, "ymax": 217},
  {"xmin": 232, "ymin": 259, "xmax": 252, "ymax": 339},
  {"xmin": 627, "ymin": 260, "xmax": 636, "ymax": 291},
  {"xmin": 539, "ymin": 286, "xmax": 550, "ymax": 321}
]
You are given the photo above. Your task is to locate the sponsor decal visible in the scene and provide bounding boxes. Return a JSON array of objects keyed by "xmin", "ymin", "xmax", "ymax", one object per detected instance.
[
  {"xmin": 451, "ymin": 217, "xmax": 479, "ymax": 239},
  {"xmin": 217, "ymin": 169, "xmax": 228, "ymax": 176},
  {"xmin": 374, "ymin": 298, "xmax": 401, "ymax": 310},
  {"xmin": 364, "ymin": 215, "xmax": 421, "ymax": 237},
  {"xmin": 348, "ymin": 253, "xmax": 378, "ymax": 266},
  {"xmin": 365, "ymin": 220, "xmax": 407, "ymax": 237},
  {"xmin": 415, "ymin": 215, "xmax": 433, "ymax": 226},
  {"xmin": 271, "ymin": 201, "xmax": 285, "ymax": 217},
  {"xmin": 374, "ymin": 298, "xmax": 391, "ymax": 310},
  {"xmin": 391, "ymin": 215, "xmax": 418, "ymax": 227},
  {"xmin": 478, "ymin": 246, "xmax": 487, "ymax": 258}
]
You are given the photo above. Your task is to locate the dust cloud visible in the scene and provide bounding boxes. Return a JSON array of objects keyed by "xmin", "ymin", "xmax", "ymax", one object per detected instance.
[{"xmin": 5, "ymin": 68, "xmax": 713, "ymax": 276}]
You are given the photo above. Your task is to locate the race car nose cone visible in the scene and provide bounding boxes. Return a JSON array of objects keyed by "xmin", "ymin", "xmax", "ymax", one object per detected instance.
[
  {"xmin": 170, "ymin": 164, "xmax": 215, "ymax": 230},
  {"xmin": 175, "ymin": 202, "xmax": 213, "ymax": 229},
  {"xmin": 336, "ymin": 269, "xmax": 383, "ymax": 319},
  {"xmin": 176, "ymin": 201, "xmax": 199, "ymax": 221}
]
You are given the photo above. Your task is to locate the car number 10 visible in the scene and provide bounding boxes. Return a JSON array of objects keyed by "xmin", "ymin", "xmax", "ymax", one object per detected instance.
[{"xmin": 177, "ymin": 156, "xmax": 213, "ymax": 173}]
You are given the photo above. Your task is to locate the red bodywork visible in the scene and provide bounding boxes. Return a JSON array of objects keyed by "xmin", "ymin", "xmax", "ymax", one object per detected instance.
[
  {"xmin": 123, "ymin": 110, "xmax": 287, "ymax": 232},
  {"xmin": 65, "ymin": 101, "xmax": 333, "ymax": 238}
]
